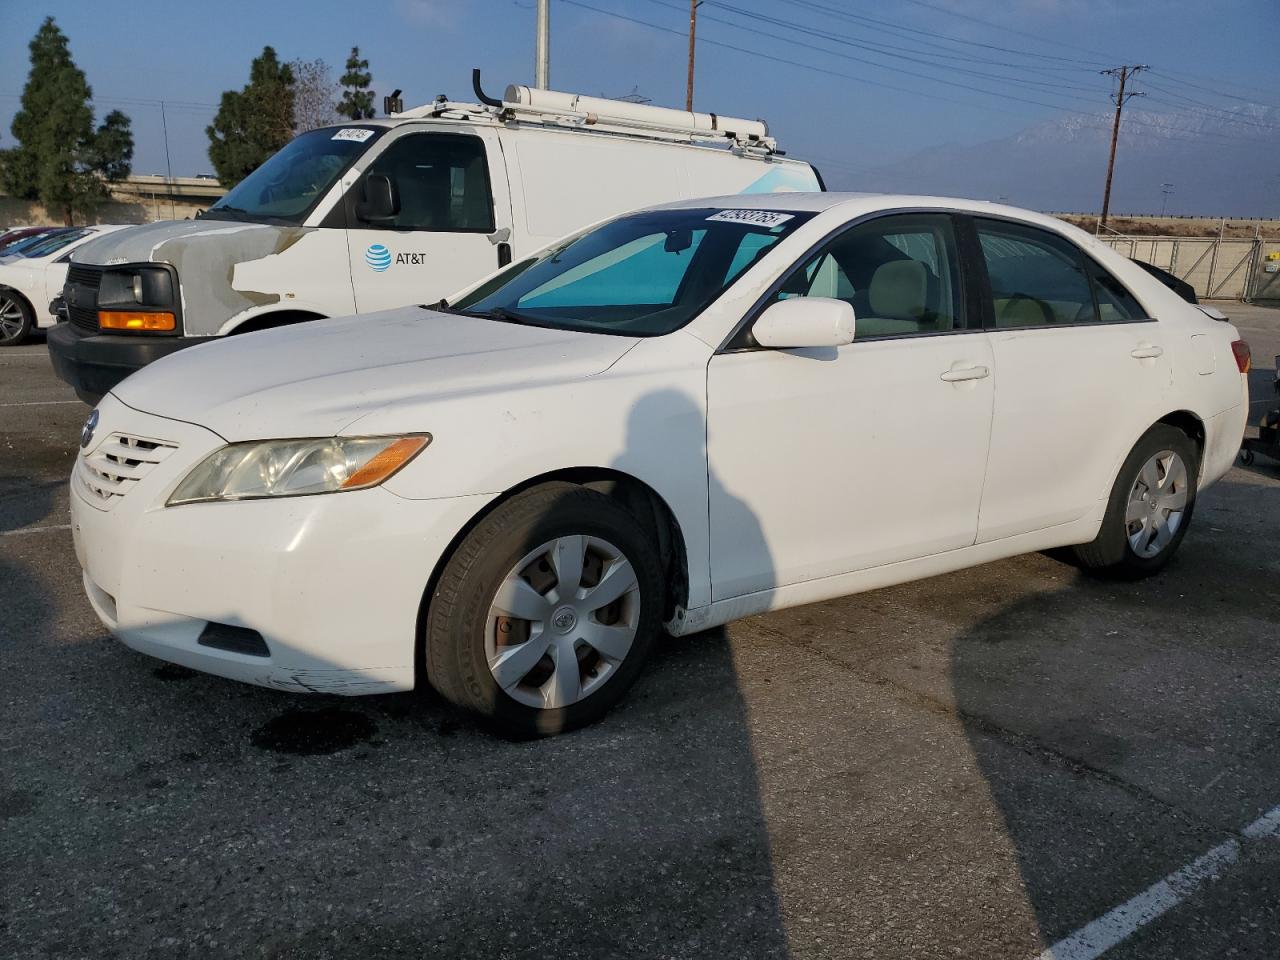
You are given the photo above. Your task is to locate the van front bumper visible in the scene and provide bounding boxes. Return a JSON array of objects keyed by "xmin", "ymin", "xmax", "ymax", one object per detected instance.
[{"xmin": 47, "ymin": 321, "xmax": 202, "ymax": 405}]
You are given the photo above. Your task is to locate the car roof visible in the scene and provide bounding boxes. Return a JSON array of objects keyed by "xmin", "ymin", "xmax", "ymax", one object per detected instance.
[{"xmin": 647, "ymin": 191, "xmax": 1083, "ymax": 236}]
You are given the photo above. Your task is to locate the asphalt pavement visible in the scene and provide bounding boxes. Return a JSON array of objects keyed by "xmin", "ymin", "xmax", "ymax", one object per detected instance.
[{"xmin": 3, "ymin": 303, "xmax": 1279, "ymax": 959}]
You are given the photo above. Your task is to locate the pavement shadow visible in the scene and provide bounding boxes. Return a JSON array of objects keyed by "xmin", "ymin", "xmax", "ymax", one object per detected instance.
[
  {"xmin": 2, "ymin": 389, "xmax": 792, "ymax": 960},
  {"xmin": 950, "ymin": 514, "xmax": 1280, "ymax": 957}
]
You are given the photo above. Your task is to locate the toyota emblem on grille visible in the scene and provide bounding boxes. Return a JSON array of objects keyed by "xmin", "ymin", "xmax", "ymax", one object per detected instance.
[{"xmin": 80, "ymin": 409, "xmax": 99, "ymax": 449}]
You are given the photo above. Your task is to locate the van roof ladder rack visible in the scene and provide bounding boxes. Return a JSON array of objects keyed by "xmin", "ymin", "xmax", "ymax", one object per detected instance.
[{"xmin": 391, "ymin": 69, "xmax": 778, "ymax": 155}]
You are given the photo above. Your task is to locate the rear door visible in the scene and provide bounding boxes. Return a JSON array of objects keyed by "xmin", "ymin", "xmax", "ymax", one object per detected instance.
[
  {"xmin": 970, "ymin": 217, "xmax": 1172, "ymax": 542},
  {"xmin": 346, "ymin": 129, "xmax": 512, "ymax": 312}
]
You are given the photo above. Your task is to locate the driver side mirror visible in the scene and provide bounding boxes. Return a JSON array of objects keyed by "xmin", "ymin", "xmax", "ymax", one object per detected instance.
[
  {"xmin": 358, "ymin": 173, "xmax": 400, "ymax": 223},
  {"xmin": 752, "ymin": 297, "xmax": 856, "ymax": 349}
]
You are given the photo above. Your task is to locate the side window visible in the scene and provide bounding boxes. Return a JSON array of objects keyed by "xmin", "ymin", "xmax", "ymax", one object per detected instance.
[
  {"xmin": 360, "ymin": 134, "xmax": 494, "ymax": 232},
  {"xmin": 977, "ymin": 220, "xmax": 1101, "ymax": 327},
  {"xmin": 765, "ymin": 214, "xmax": 964, "ymax": 339},
  {"xmin": 1090, "ymin": 264, "xmax": 1145, "ymax": 322}
]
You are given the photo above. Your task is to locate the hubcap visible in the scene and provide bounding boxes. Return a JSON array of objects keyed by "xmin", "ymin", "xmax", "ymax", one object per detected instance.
[
  {"xmin": 485, "ymin": 535, "xmax": 641, "ymax": 710},
  {"xmin": 0, "ymin": 297, "xmax": 23, "ymax": 339},
  {"xmin": 1125, "ymin": 449, "xmax": 1189, "ymax": 559}
]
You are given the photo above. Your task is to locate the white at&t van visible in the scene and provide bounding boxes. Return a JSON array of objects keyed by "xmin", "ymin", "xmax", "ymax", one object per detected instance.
[{"xmin": 49, "ymin": 71, "xmax": 822, "ymax": 402}]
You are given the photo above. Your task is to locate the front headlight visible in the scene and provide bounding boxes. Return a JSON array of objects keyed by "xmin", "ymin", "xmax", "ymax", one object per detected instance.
[
  {"xmin": 97, "ymin": 264, "xmax": 179, "ymax": 333},
  {"xmin": 167, "ymin": 435, "xmax": 430, "ymax": 506}
]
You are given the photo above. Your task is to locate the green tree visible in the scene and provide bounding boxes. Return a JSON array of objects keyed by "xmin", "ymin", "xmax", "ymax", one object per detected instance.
[
  {"xmin": 337, "ymin": 46, "xmax": 375, "ymax": 120},
  {"xmin": 206, "ymin": 46, "xmax": 296, "ymax": 187},
  {"xmin": 0, "ymin": 18, "xmax": 134, "ymax": 224}
]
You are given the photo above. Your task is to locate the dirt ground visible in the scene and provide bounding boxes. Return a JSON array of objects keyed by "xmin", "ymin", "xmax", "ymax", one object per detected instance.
[{"xmin": 1055, "ymin": 214, "xmax": 1280, "ymax": 239}]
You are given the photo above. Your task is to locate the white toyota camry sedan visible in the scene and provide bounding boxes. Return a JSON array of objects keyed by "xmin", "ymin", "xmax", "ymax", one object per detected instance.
[{"xmin": 70, "ymin": 194, "xmax": 1250, "ymax": 735}]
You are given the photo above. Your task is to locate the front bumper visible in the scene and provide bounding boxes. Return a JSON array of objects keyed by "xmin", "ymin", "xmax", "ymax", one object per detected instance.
[
  {"xmin": 47, "ymin": 321, "xmax": 203, "ymax": 405},
  {"xmin": 70, "ymin": 394, "xmax": 492, "ymax": 696}
]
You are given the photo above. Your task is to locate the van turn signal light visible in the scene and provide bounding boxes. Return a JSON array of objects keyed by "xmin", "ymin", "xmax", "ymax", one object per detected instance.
[{"xmin": 98, "ymin": 311, "xmax": 176, "ymax": 332}]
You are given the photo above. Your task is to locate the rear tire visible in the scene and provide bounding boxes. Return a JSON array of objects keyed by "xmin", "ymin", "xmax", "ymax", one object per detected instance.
[
  {"xmin": 1071, "ymin": 423, "xmax": 1198, "ymax": 579},
  {"xmin": 0, "ymin": 290, "xmax": 33, "ymax": 346},
  {"xmin": 424, "ymin": 483, "xmax": 664, "ymax": 737}
]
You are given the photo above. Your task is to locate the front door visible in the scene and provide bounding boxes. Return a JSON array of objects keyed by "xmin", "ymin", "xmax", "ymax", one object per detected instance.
[
  {"xmin": 706, "ymin": 213, "xmax": 995, "ymax": 600},
  {"xmin": 346, "ymin": 129, "xmax": 512, "ymax": 313}
]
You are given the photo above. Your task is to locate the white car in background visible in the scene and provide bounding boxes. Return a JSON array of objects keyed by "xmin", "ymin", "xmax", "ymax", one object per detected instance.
[
  {"xmin": 0, "ymin": 224, "xmax": 126, "ymax": 345},
  {"xmin": 69, "ymin": 194, "xmax": 1249, "ymax": 737}
]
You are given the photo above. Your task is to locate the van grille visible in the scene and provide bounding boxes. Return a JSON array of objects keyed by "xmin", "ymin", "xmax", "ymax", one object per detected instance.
[
  {"xmin": 77, "ymin": 433, "xmax": 178, "ymax": 504},
  {"xmin": 65, "ymin": 263, "xmax": 103, "ymax": 333}
]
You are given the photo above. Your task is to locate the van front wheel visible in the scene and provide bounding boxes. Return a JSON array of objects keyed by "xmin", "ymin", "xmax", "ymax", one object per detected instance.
[{"xmin": 424, "ymin": 483, "xmax": 664, "ymax": 737}]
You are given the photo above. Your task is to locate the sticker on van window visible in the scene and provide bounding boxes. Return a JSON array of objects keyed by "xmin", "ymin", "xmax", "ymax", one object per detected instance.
[
  {"xmin": 332, "ymin": 128, "xmax": 374, "ymax": 142},
  {"xmin": 706, "ymin": 209, "xmax": 794, "ymax": 228}
]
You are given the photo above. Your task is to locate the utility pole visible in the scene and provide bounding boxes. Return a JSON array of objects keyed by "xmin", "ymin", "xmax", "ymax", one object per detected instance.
[
  {"xmin": 1160, "ymin": 182, "xmax": 1174, "ymax": 217},
  {"xmin": 1098, "ymin": 64, "xmax": 1146, "ymax": 231},
  {"xmin": 160, "ymin": 101, "xmax": 176, "ymax": 221},
  {"xmin": 535, "ymin": 0, "xmax": 550, "ymax": 89},
  {"xmin": 686, "ymin": 0, "xmax": 700, "ymax": 112}
]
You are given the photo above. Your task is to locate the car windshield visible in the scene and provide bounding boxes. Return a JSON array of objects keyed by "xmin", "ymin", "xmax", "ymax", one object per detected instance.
[
  {"xmin": 203, "ymin": 126, "xmax": 381, "ymax": 224},
  {"xmin": 10, "ymin": 229, "xmax": 88, "ymax": 258},
  {"xmin": 453, "ymin": 207, "xmax": 814, "ymax": 337}
]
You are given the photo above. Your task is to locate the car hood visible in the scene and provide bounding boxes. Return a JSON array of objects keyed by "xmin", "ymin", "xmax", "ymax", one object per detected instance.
[{"xmin": 112, "ymin": 309, "xmax": 641, "ymax": 440}]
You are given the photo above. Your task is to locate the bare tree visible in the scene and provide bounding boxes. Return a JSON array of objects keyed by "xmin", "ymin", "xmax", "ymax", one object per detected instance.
[{"xmin": 290, "ymin": 58, "xmax": 338, "ymax": 133}]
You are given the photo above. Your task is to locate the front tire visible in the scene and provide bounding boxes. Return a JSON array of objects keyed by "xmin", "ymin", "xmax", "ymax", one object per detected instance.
[
  {"xmin": 0, "ymin": 290, "xmax": 33, "ymax": 346},
  {"xmin": 1071, "ymin": 423, "xmax": 1198, "ymax": 579},
  {"xmin": 425, "ymin": 483, "xmax": 665, "ymax": 737}
]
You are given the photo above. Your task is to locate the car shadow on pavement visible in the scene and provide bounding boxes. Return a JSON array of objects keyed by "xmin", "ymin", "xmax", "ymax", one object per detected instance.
[
  {"xmin": 2, "ymin": 389, "xmax": 794, "ymax": 960},
  {"xmin": 950, "ymin": 489, "xmax": 1280, "ymax": 958}
]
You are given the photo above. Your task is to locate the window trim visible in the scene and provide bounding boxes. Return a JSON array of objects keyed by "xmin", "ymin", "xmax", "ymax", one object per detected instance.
[
  {"xmin": 966, "ymin": 214, "xmax": 1155, "ymax": 332},
  {"xmin": 719, "ymin": 209, "xmax": 982, "ymax": 353},
  {"xmin": 339, "ymin": 131, "xmax": 496, "ymax": 235}
]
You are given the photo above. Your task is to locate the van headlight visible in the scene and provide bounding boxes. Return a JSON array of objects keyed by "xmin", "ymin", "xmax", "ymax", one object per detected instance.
[
  {"xmin": 97, "ymin": 264, "xmax": 180, "ymax": 333},
  {"xmin": 167, "ymin": 435, "xmax": 430, "ymax": 506}
]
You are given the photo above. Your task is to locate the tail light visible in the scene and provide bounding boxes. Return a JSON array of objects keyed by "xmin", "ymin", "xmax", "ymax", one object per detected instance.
[{"xmin": 1231, "ymin": 340, "xmax": 1251, "ymax": 374}]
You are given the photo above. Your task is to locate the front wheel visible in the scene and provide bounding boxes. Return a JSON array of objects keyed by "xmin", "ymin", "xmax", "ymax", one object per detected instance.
[
  {"xmin": 1071, "ymin": 423, "xmax": 1198, "ymax": 579},
  {"xmin": 424, "ymin": 483, "xmax": 665, "ymax": 737},
  {"xmin": 0, "ymin": 290, "xmax": 33, "ymax": 346}
]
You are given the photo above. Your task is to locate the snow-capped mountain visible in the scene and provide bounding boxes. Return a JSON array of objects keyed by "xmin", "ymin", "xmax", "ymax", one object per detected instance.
[{"xmin": 828, "ymin": 104, "xmax": 1280, "ymax": 216}]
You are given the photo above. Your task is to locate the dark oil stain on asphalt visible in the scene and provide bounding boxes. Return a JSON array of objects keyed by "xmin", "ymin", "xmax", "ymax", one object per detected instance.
[{"xmin": 251, "ymin": 708, "xmax": 377, "ymax": 756}]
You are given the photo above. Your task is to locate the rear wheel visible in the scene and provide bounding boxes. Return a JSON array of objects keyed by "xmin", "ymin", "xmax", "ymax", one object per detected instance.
[
  {"xmin": 0, "ymin": 290, "xmax": 33, "ymax": 346},
  {"xmin": 425, "ymin": 483, "xmax": 664, "ymax": 737},
  {"xmin": 1071, "ymin": 423, "xmax": 1198, "ymax": 579}
]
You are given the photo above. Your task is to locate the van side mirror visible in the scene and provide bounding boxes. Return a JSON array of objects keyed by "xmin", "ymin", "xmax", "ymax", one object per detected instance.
[
  {"xmin": 358, "ymin": 174, "xmax": 400, "ymax": 223},
  {"xmin": 753, "ymin": 297, "xmax": 855, "ymax": 349}
]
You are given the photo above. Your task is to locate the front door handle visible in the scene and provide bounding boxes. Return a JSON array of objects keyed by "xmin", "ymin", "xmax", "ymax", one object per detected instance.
[
  {"xmin": 1131, "ymin": 344, "xmax": 1164, "ymax": 359},
  {"xmin": 939, "ymin": 364, "xmax": 990, "ymax": 383}
]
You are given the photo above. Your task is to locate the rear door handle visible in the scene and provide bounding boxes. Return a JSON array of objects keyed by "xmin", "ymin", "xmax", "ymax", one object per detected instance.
[
  {"xmin": 939, "ymin": 365, "xmax": 990, "ymax": 383},
  {"xmin": 1131, "ymin": 344, "xmax": 1164, "ymax": 359}
]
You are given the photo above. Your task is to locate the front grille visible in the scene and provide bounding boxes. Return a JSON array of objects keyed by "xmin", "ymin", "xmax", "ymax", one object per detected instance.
[
  {"xmin": 65, "ymin": 263, "xmax": 103, "ymax": 333},
  {"xmin": 77, "ymin": 432, "xmax": 179, "ymax": 504}
]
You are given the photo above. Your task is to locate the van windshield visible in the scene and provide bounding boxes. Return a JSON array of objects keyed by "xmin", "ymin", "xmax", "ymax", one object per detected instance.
[
  {"xmin": 453, "ymin": 207, "xmax": 814, "ymax": 337},
  {"xmin": 204, "ymin": 126, "xmax": 381, "ymax": 225}
]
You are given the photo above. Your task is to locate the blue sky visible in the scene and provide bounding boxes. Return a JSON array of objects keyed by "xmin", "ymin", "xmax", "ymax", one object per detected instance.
[{"xmin": 0, "ymin": 0, "xmax": 1276, "ymax": 204}]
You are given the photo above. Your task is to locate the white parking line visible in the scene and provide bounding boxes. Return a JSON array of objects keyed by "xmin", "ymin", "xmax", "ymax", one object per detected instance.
[
  {"xmin": 1, "ymin": 523, "xmax": 71, "ymax": 537},
  {"xmin": 0, "ymin": 400, "xmax": 80, "ymax": 408},
  {"xmin": 1037, "ymin": 803, "xmax": 1280, "ymax": 960}
]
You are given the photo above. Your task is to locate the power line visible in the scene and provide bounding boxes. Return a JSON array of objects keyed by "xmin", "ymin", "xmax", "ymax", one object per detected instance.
[
  {"xmin": 561, "ymin": 0, "xmax": 1092, "ymax": 119},
  {"xmin": 696, "ymin": 0, "xmax": 1110, "ymax": 96},
  {"xmin": 774, "ymin": 0, "xmax": 1112, "ymax": 67},
  {"xmin": 629, "ymin": 0, "xmax": 1105, "ymax": 114}
]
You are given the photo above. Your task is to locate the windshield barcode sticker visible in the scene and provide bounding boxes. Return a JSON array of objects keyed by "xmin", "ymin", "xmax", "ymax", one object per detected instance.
[
  {"xmin": 332, "ymin": 128, "xmax": 374, "ymax": 142},
  {"xmin": 706, "ymin": 209, "xmax": 794, "ymax": 228}
]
